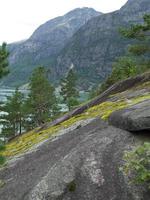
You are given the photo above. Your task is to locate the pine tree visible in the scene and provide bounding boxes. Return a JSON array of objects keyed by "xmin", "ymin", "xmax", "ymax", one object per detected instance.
[
  {"xmin": 60, "ymin": 68, "xmax": 79, "ymax": 110},
  {"xmin": 0, "ymin": 140, "xmax": 5, "ymax": 165},
  {"xmin": 98, "ymin": 14, "xmax": 150, "ymax": 94},
  {"xmin": 0, "ymin": 42, "xmax": 9, "ymax": 165},
  {"xmin": 0, "ymin": 88, "xmax": 24, "ymax": 139},
  {"xmin": 26, "ymin": 66, "xmax": 59, "ymax": 127},
  {"xmin": 105, "ymin": 56, "xmax": 137, "ymax": 86},
  {"xmin": 120, "ymin": 14, "xmax": 150, "ymax": 72},
  {"xmin": 0, "ymin": 43, "xmax": 9, "ymax": 78}
]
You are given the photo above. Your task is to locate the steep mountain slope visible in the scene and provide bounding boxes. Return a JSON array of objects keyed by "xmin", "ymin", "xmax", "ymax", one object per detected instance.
[
  {"xmin": 55, "ymin": 0, "xmax": 150, "ymax": 88},
  {"xmin": 0, "ymin": 72, "xmax": 150, "ymax": 200},
  {"xmin": 1, "ymin": 8, "xmax": 100, "ymax": 87}
]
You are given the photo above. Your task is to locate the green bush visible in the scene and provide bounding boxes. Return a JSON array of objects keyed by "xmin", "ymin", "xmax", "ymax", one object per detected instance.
[
  {"xmin": 98, "ymin": 56, "xmax": 138, "ymax": 94},
  {"xmin": 0, "ymin": 140, "xmax": 6, "ymax": 166},
  {"xmin": 67, "ymin": 180, "xmax": 76, "ymax": 192},
  {"xmin": 123, "ymin": 142, "xmax": 150, "ymax": 189},
  {"xmin": 0, "ymin": 155, "xmax": 6, "ymax": 165},
  {"xmin": 95, "ymin": 14, "xmax": 150, "ymax": 96},
  {"xmin": 0, "ymin": 140, "xmax": 6, "ymax": 151}
]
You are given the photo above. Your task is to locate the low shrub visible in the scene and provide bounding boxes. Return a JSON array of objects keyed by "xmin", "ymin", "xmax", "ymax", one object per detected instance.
[
  {"xmin": 0, "ymin": 155, "xmax": 6, "ymax": 165},
  {"xmin": 123, "ymin": 142, "xmax": 150, "ymax": 189}
]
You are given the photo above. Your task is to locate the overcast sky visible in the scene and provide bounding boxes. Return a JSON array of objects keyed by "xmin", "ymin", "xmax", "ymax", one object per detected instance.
[{"xmin": 0, "ymin": 0, "xmax": 128, "ymax": 44}]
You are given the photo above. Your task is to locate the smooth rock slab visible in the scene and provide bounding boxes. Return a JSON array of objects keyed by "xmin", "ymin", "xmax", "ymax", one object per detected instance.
[
  {"xmin": 109, "ymin": 99, "xmax": 150, "ymax": 131},
  {"xmin": 29, "ymin": 126, "xmax": 146, "ymax": 200},
  {"xmin": 0, "ymin": 119, "xmax": 150, "ymax": 200}
]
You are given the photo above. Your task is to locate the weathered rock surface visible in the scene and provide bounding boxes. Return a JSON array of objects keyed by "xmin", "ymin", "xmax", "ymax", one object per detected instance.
[
  {"xmin": 1, "ymin": 119, "xmax": 150, "ymax": 200},
  {"xmin": 29, "ymin": 125, "xmax": 137, "ymax": 200},
  {"xmin": 109, "ymin": 99, "xmax": 150, "ymax": 131}
]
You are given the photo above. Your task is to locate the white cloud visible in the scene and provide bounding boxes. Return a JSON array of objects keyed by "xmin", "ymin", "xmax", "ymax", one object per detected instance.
[{"xmin": 0, "ymin": 0, "xmax": 128, "ymax": 44}]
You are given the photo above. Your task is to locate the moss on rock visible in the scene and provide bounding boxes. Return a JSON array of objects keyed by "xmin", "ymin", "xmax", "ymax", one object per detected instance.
[
  {"xmin": 0, "ymin": 179, "xmax": 5, "ymax": 188},
  {"xmin": 2, "ymin": 90, "xmax": 150, "ymax": 158}
]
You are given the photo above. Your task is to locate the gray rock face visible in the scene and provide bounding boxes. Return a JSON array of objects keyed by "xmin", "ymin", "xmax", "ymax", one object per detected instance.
[
  {"xmin": 0, "ymin": 119, "xmax": 149, "ymax": 200},
  {"xmin": 29, "ymin": 122, "xmax": 148, "ymax": 200},
  {"xmin": 1, "ymin": 8, "xmax": 100, "ymax": 86},
  {"xmin": 109, "ymin": 100, "xmax": 150, "ymax": 131},
  {"xmin": 55, "ymin": 0, "xmax": 150, "ymax": 88}
]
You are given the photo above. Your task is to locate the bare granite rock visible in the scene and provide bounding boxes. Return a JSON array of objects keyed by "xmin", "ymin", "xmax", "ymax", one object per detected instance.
[
  {"xmin": 109, "ymin": 100, "xmax": 150, "ymax": 131},
  {"xmin": 0, "ymin": 112, "xmax": 150, "ymax": 200},
  {"xmin": 29, "ymin": 123, "xmax": 150, "ymax": 200}
]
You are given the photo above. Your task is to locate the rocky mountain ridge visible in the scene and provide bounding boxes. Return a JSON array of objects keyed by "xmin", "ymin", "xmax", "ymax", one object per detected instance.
[
  {"xmin": 1, "ymin": 7, "xmax": 100, "ymax": 86},
  {"xmin": 55, "ymin": 0, "xmax": 150, "ymax": 88},
  {"xmin": 2, "ymin": 0, "xmax": 150, "ymax": 88}
]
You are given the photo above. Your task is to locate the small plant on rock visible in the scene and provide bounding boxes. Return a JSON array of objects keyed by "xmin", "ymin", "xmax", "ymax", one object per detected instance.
[
  {"xmin": 0, "ymin": 140, "xmax": 6, "ymax": 166},
  {"xmin": 123, "ymin": 142, "xmax": 150, "ymax": 189},
  {"xmin": 67, "ymin": 180, "xmax": 76, "ymax": 192}
]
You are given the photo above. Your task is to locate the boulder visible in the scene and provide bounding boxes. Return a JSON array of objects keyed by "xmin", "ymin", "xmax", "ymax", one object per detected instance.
[
  {"xmin": 109, "ymin": 100, "xmax": 150, "ymax": 131},
  {"xmin": 41, "ymin": 71, "xmax": 150, "ymax": 131}
]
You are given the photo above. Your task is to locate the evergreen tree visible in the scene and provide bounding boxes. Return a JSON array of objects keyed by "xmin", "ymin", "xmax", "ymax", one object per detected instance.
[
  {"xmin": 120, "ymin": 14, "xmax": 150, "ymax": 72},
  {"xmin": 0, "ymin": 88, "xmax": 24, "ymax": 139},
  {"xmin": 0, "ymin": 42, "xmax": 9, "ymax": 78},
  {"xmin": 60, "ymin": 68, "xmax": 79, "ymax": 110},
  {"xmin": 0, "ymin": 42, "xmax": 9, "ymax": 165},
  {"xmin": 26, "ymin": 66, "xmax": 59, "ymax": 127},
  {"xmin": 99, "ymin": 56, "xmax": 137, "ymax": 92},
  {"xmin": 0, "ymin": 140, "xmax": 5, "ymax": 165},
  {"xmin": 97, "ymin": 14, "xmax": 150, "ymax": 94}
]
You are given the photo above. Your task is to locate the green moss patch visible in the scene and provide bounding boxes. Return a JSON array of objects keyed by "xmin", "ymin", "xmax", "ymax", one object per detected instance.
[
  {"xmin": 0, "ymin": 179, "xmax": 5, "ymax": 188},
  {"xmin": 2, "ymin": 92, "xmax": 150, "ymax": 158}
]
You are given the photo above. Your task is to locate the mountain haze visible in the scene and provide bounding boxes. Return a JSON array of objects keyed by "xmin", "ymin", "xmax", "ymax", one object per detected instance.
[{"xmin": 2, "ymin": 8, "xmax": 101, "ymax": 86}]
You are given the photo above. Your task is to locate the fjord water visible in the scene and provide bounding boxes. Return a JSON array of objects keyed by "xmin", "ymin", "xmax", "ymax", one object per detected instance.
[{"xmin": 0, "ymin": 88, "xmax": 29, "ymax": 102}]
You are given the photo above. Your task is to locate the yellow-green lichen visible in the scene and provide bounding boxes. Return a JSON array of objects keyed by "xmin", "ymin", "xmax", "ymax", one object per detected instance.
[
  {"xmin": 0, "ymin": 179, "xmax": 5, "ymax": 188},
  {"xmin": 2, "ymin": 125, "xmax": 60, "ymax": 157},
  {"xmin": 135, "ymin": 81, "xmax": 150, "ymax": 90},
  {"xmin": 109, "ymin": 81, "xmax": 150, "ymax": 99},
  {"xmin": 2, "ymin": 92, "xmax": 150, "ymax": 158}
]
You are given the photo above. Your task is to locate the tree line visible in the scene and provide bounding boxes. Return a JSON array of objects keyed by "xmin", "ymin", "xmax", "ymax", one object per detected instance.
[
  {"xmin": 0, "ymin": 42, "xmax": 9, "ymax": 164},
  {"xmin": 0, "ymin": 66, "xmax": 79, "ymax": 141}
]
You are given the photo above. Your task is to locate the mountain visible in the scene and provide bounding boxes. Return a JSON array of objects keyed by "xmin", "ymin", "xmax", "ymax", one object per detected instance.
[
  {"xmin": 55, "ymin": 0, "xmax": 150, "ymax": 89},
  {"xmin": 0, "ymin": 72, "xmax": 150, "ymax": 199},
  {"xmin": 1, "ymin": 8, "xmax": 101, "ymax": 87},
  {"xmin": 2, "ymin": 0, "xmax": 150, "ymax": 88}
]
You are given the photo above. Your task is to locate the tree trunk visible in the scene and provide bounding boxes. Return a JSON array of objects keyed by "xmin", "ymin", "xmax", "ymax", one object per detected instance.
[{"xmin": 19, "ymin": 117, "xmax": 22, "ymax": 135}]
